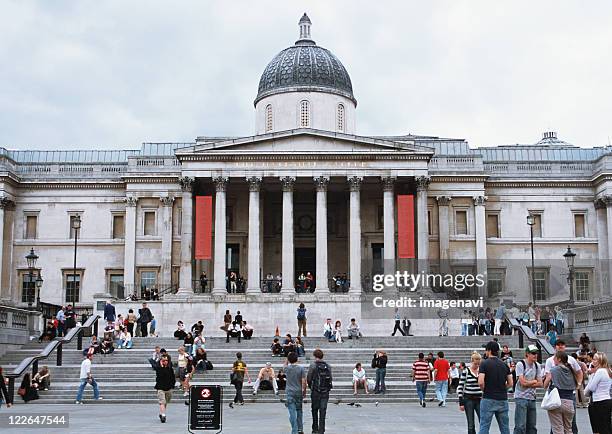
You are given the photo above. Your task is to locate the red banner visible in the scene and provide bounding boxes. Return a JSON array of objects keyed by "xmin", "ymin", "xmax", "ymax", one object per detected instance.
[
  {"xmin": 397, "ymin": 194, "xmax": 415, "ymax": 258},
  {"xmin": 195, "ymin": 196, "xmax": 212, "ymax": 260}
]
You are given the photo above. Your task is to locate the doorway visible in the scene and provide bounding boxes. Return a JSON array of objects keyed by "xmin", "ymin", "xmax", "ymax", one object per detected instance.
[{"xmin": 295, "ymin": 247, "xmax": 316, "ymax": 290}]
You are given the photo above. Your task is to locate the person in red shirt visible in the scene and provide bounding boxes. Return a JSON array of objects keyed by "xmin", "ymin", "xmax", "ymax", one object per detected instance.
[{"xmin": 433, "ymin": 351, "xmax": 451, "ymax": 407}]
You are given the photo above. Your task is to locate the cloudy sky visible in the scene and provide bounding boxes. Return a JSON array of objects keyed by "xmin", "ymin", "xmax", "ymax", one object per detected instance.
[{"xmin": 1, "ymin": 1, "xmax": 611, "ymax": 150}]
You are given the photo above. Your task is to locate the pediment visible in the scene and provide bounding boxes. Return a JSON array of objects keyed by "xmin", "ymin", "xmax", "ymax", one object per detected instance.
[{"xmin": 176, "ymin": 129, "xmax": 434, "ymax": 157}]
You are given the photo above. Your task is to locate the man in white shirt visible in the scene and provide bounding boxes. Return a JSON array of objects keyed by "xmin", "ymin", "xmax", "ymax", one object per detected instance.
[
  {"xmin": 75, "ymin": 354, "xmax": 102, "ymax": 404},
  {"xmin": 323, "ymin": 318, "xmax": 333, "ymax": 340}
]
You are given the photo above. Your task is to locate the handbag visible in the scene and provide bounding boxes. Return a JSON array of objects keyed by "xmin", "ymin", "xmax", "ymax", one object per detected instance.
[
  {"xmin": 17, "ymin": 387, "xmax": 26, "ymax": 397},
  {"xmin": 541, "ymin": 387, "xmax": 561, "ymax": 410},
  {"xmin": 229, "ymin": 372, "xmax": 238, "ymax": 385}
]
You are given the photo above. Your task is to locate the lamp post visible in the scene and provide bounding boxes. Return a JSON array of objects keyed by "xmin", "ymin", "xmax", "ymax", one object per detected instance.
[
  {"xmin": 25, "ymin": 248, "xmax": 39, "ymax": 308},
  {"xmin": 526, "ymin": 214, "xmax": 536, "ymax": 303},
  {"xmin": 72, "ymin": 214, "xmax": 81, "ymax": 303},
  {"xmin": 35, "ymin": 273, "xmax": 43, "ymax": 308},
  {"xmin": 563, "ymin": 245, "xmax": 576, "ymax": 305}
]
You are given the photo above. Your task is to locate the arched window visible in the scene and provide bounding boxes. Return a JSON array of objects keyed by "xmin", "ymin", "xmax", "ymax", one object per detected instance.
[
  {"xmin": 300, "ymin": 100, "xmax": 310, "ymax": 127},
  {"xmin": 265, "ymin": 104, "xmax": 273, "ymax": 132},
  {"xmin": 337, "ymin": 104, "xmax": 345, "ymax": 132}
]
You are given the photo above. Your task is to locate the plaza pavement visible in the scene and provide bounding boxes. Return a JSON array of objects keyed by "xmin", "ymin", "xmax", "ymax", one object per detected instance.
[{"xmin": 0, "ymin": 401, "xmax": 592, "ymax": 434}]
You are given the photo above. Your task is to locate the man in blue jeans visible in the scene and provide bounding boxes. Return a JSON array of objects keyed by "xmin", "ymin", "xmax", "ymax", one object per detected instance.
[
  {"xmin": 285, "ymin": 351, "xmax": 306, "ymax": 434},
  {"xmin": 75, "ymin": 354, "xmax": 102, "ymax": 404},
  {"xmin": 513, "ymin": 345, "xmax": 542, "ymax": 434},
  {"xmin": 478, "ymin": 341, "xmax": 513, "ymax": 434}
]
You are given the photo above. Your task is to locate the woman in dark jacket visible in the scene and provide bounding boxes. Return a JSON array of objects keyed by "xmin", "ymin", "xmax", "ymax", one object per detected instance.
[
  {"xmin": 373, "ymin": 350, "xmax": 388, "ymax": 394},
  {"xmin": 154, "ymin": 356, "xmax": 176, "ymax": 423},
  {"xmin": 19, "ymin": 373, "xmax": 39, "ymax": 403},
  {"xmin": 0, "ymin": 367, "xmax": 13, "ymax": 408}
]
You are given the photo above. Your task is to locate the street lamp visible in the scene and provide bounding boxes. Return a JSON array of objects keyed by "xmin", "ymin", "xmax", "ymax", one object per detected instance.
[
  {"xmin": 72, "ymin": 215, "xmax": 81, "ymax": 304},
  {"xmin": 563, "ymin": 245, "xmax": 576, "ymax": 305},
  {"xmin": 25, "ymin": 248, "xmax": 39, "ymax": 308},
  {"xmin": 526, "ymin": 214, "xmax": 536, "ymax": 303},
  {"xmin": 35, "ymin": 273, "xmax": 43, "ymax": 307}
]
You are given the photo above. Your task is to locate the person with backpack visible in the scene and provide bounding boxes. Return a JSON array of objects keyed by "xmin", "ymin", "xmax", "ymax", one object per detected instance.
[
  {"xmin": 307, "ymin": 348, "xmax": 333, "ymax": 434},
  {"xmin": 297, "ymin": 303, "xmax": 307, "ymax": 337},
  {"xmin": 513, "ymin": 345, "xmax": 543, "ymax": 434}
]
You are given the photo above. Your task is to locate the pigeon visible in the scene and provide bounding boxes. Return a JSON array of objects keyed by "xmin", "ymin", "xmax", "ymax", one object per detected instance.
[
  {"xmin": 354, "ymin": 403, "xmax": 362, "ymax": 408},
  {"xmin": 375, "ymin": 401, "xmax": 379, "ymax": 407}
]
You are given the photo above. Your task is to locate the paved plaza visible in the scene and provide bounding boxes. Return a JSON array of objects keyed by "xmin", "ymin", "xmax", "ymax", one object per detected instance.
[{"xmin": 0, "ymin": 402, "xmax": 593, "ymax": 434}]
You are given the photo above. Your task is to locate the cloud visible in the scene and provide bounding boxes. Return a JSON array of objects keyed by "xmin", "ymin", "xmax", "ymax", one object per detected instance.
[{"xmin": 0, "ymin": 0, "xmax": 610, "ymax": 150}]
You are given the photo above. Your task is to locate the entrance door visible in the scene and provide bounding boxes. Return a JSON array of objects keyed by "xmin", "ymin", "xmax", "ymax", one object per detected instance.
[
  {"xmin": 371, "ymin": 243, "xmax": 384, "ymax": 276},
  {"xmin": 295, "ymin": 247, "xmax": 316, "ymax": 290}
]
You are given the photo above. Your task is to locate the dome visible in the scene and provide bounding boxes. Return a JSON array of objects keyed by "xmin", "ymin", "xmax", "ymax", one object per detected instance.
[{"xmin": 254, "ymin": 14, "xmax": 356, "ymax": 106}]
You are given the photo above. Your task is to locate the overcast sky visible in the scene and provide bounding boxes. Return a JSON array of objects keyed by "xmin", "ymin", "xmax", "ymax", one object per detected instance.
[{"xmin": 1, "ymin": 1, "xmax": 611, "ymax": 150}]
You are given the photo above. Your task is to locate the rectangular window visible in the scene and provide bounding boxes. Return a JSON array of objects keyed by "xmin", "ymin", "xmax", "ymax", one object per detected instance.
[
  {"xmin": 455, "ymin": 210, "xmax": 467, "ymax": 235},
  {"xmin": 112, "ymin": 214, "xmax": 125, "ymax": 239},
  {"xmin": 575, "ymin": 271, "xmax": 590, "ymax": 302},
  {"xmin": 143, "ymin": 211, "xmax": 156, "ymax": 236},
  {"xmin": 69, "ymin": 215, "xmax": 81, "ymax": 239},
  {"xmin": 20, "ymin": 273, "xmax": 36, "ymax": 303},
  {"xmin": 530, "ymin": 268, "xmax": 548, "ymax": 301},
  {"xmin": 486, "ymin": 214, "xmax": 499, "ymax": 238},
  {"xmin": 108, "ymin": 273, "xmax": 124, "ymax": 299},
  {"xmin": 140, "ymin": 270, "xmax": 157, "ymax": 288},
  {"xmin": 487, "ymin": 269, "xmax": 505, "ymax": 297},
  {"xmin": 65, "ymin": 273, "xmax": 81, "ymax": 304},
  {"xmin": 530, "ymin": 213, "xmax": 542, "ymax": 237},
  {"xmin": 574, "ymin": 214, "xmax": 585, "ymax": 238},
  {"xmin": 25, "ymin": 215, "xmax": 38, "ymax": 239}
]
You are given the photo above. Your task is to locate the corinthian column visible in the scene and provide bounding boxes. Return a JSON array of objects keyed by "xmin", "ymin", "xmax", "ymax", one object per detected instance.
[
  {"xmin": 314, "ymin": 176, "xmax": 330, "ymax": 293},
  {"xmin": 281, "ymin": 177, "xmax": 295, "ymax": 293},
  {"xmin": 246, "ymin": 177, "xmax": 262, "ymax": 294},
  {"xmin": 177, "ymin": 177, "xmax": 194, "ymax": 295},
  {"xmin": 348, "ymin": 177, "xmax": 362, "ymax": 294},
  {"xmin": 0, "ymin": 197, "xmax": 14, "ymax": 301},
  {"xmin": 416, "ymin": 176, "xmax": 430, "ymax": 275},
  {"xmin": 123, "ymin": 196, "xmax": 138, "ymax": 292},
  {"xmin": 473, "ymin": 195, "xmax": 487, "ymax": 297},
  {"xmin": 382, "ymin": 177, "xmax": 396, "ymax": 280},
  {"xmin": 212, "ymin": 177, "xmax": 228, "ymax": 296},
  {"xmin": 160, "ymin": 196, "xmax": 174, "ymax": 287}
]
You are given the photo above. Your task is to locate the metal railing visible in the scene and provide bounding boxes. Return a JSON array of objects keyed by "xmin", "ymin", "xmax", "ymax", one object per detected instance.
[
  {"xmin": 4, "ymin": 314, "xmax": 100, "ymax": 403},
  {"xmin": 505, "ymin": 313, "xmax": 555, "ymax": 363},
  {"xmin": 123, "ymin": 284, "xmax": 178, "ymax": 301},
  {"xmin": 329, "ymin": 278, "xmax": 349, "ymax": 293},
  {"xmin": 261, "ymin": 279, "xmax": 281, "ymax": 293},
  {"xmin": 192, "ymin": 280, "xmax": 211, "ymax": 294}
]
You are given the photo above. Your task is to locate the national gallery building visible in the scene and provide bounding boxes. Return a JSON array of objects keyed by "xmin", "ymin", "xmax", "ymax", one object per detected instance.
[{"xmin": 1, "ymin": 15, "xmax": 610, "ymax": 332}]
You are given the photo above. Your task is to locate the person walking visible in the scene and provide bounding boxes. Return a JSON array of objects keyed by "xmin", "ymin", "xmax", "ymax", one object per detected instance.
[
  {"xmin": 433, "ymin": 351, "xmax": 450, "ymax": 407},
  {"xmin": 229, "ymin": 352, "xmax": 251, "ymax": 407},
  {"xmin": 543, "ymin": 351, "xmax": 577, "ymax": 434},
  {"xmin": 154, "ymin": 355, "xmax": 175, "ymax": 423},
  {"xmin": 138, "ymin": 302, "xmax": 153, "ymax": 337},
  {"xmin": 458, "ymin": 352, "xmax": 483, "ymax": 434},
  {"xmin": 285, "ymin": 351, "xmax": 307, "ymax": 434},
  {"xmin": 513, "ymin": 345, "xmax": 542, "ymax": 434},
  {"xmin": 307, "ymin": 349, "xmax": 333, "ymax": 434},
  {"xmin": 412, "ymin": 352, "xmax": 432, "ymax": 407},
  {"xmin": 297, "ymin": 303, "xmax": 307, "ymax": 337},
  {"xmin": 103, "ymin": 300, "xmax": 116, "ymax": 323},
  {"xmin": 494, "ymin": 302, "xmax": 506, "ymax": 336},
  {"xmin": 584, "ymin": 352, "xmax": 612, "ymax": 434},
  {"xmin": 372, "ymin": 350, "xmax": 388, "ymax": 394},
  {"xmin": 477, "ymin": 341, "xmax": 512, "ymax": 434},
  {"xmin": 75, "ymin": 354, "xmax": 102, "ymax": 404},
  {"xmin": 0, "ymin": 367, "xmax": 13, "ymax": 408},
  {"xmin": 391, "ymin": 308, "xmax": 405, "ymax": 336}
]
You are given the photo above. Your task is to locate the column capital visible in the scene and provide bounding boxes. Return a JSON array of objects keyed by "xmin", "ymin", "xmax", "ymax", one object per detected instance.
[
  {"xmin": 213, "ymin": 176, "xmax": 229, "ymax": 192},
  {"xmin": 314, "ymin": 176, "xmax": 330, "ymax": 192},
  {"xmin": 160, "ymin": 196, "xmax": 175, "ymax": 207},
  {"xmin": 125, "ymin": 196, "xmax": 138, "ymax": 207},
  {"xmin": 602, "ymin": 195, "xmax": 612, "ymax": 207},
  {"xmin": 595, "ymin": 197, "xmax": 607, "ymax": 209},
  {"xmin": 436, "ymin": 196, "xmax": 452, "ymax": 206},
  {"xmin": 347, "ymin": 176, "xmax": 363, "ymax": 192},
  {"xmin": 381, "ymin": 176, "xmax": 395, "ymax": 192},
  {"xmin": 179, "ymin": 176, "xmax": 195, "ymax": 192},
  {"xmin": 247, "ymin": 176, "xmax": 262, "ymax": 192},
  {"xmin": 280, "ymin": 176, "xmax": 296, "ymax": 192},
  {"xmin": 0, "ymin": 197, "xmax": 15, "ymax": 209},
  {"xmin": 415, "ymin": 176, "xmax": 431, "ymax": 192},
  {"xmin": 473, "ymin": 195, "xmax": 487, "ymax": 206}
]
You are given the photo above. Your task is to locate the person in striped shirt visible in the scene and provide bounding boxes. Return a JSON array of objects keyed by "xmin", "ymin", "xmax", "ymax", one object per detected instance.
[
  {"xmin": 458, "ymin": 352, "xmax": 483, "ymax": 434},
  {"xmin": 412, "ymin": 352, "xmax": 432, "ymax": 407}
]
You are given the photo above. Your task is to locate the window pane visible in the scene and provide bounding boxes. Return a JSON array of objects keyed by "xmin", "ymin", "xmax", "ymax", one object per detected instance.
[
  {"xmin": 21, "ymin": 274, "xmax": 35, "ymax": 303},
  {"xmin": 66, "ymin": 274, "xmax": 80, "ymax": 303},
  {"xmin": 109, "ymin": 274, "xmax": 124, "ymax": 299},
  {"xmin": 574, "ymin": 214, "xmax": 585, "ymax": 238},
  {"xmin": 456, "ymin": 211, "xmax": 467, "ymax": 235},
  {"xmin": 487, "ymin": 270, "xmax": 504, "ymax": 297},
  {"xmin": 265, "ymin": 104, "xmax": 273, "ymax": 132},
  {"xmin": 533, "ymin": 270, "xmax": 547, "ymax": 301},
  {"xmin": 533, "ymin": 214, "xmax": 542, "ymax": 237},
  {"xmin": 486, "ymin": 214, "xmax": 499, "ymax": 238},
  {"xmin": 69, "ymin": 216, "xmax": 78, "ymax": 239},
  {"xmin": 300, "ymin": 101, "xmax": 310, "ymax": 127},
  {"xmin": 144, "ymin": 212, "xmax": 155, "ymax": 236},
  {"xmin": 141, "ymin": 271, "xmax": 157, "ymax": 288},
  {"xmin": 26, "ymin": 216, "xmax": 37, "ymax": 239},
  {"xmin": 113, "ymin": 215, "xmax": 125, "ymax": 239},
  {"xmin": 575, "ymin": 271, "xmax": 589, "ymax": 301}
]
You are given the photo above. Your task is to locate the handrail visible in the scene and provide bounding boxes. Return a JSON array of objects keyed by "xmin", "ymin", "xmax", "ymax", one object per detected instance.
[
  {"xmin": 505, "ymin": 313, "xmax": 555, "ymax": 361},
  {"xmin": 3, "ymin": 314, "xmax": 100, "ymax": 403}
]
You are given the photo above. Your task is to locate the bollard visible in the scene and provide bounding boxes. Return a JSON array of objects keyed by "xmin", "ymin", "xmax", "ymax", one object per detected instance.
[
  {"xmin": 57, "ymin": 342, "xmax": 63, "ymax": 366},
  {"xmin": 77, "ymin": 329, "xmax": 83, "ymax": 351},
  {"xmin": 32, "ymin": 359, "xmax": 39, "ymax": 377}
]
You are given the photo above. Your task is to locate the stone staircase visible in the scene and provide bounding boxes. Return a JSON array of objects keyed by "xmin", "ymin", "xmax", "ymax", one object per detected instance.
[{"xmin": 1, "ymin": 334, "xmax": 553, "ymax": 404}]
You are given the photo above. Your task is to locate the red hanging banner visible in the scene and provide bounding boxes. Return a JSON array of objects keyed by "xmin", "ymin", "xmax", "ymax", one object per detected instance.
[
  {"xmin": 397, "ymin": 194, "xmax": 415, "ymax": 258},
  {"xmin": 195, "ymin": 196, "xmax": 213, "ymax": 260}
]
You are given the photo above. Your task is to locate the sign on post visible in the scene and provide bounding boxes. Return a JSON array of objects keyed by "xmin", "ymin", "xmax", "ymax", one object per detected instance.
[{"xmin": 188, "ymin": 384, "xmax": 222, "ymax": 433}]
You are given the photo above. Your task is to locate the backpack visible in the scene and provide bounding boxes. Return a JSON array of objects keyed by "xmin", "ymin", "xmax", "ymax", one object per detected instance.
[
  {"xmin": 518, "ymin": 360, "xmax": 539, "ymax": 380},
  {"xmin": 297, "ymin": 308, "xmax": 306, "ymax": 320},
  {"xmin": 311, "ymin": 361, "xmax": 332, "ymax": 394}
]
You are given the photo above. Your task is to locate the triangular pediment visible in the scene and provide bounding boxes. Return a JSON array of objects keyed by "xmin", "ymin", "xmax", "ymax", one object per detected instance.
[{"xmin": 176, "ymin": 129, "xmax": 434, "ymax": 157}]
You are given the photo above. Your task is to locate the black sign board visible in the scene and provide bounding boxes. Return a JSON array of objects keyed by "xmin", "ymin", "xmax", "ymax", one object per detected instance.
[{"xmin": 188, "ymin": 384, "xmax": 222, "ymax": 433}]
